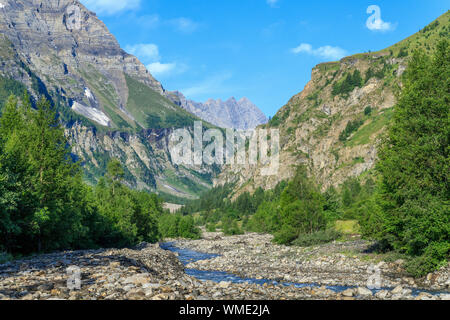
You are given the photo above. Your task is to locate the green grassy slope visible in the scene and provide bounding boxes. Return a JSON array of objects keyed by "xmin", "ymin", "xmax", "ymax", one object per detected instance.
[{"xmin": 125, "ymin": 74, "xmax": 201, "ymax": 129}]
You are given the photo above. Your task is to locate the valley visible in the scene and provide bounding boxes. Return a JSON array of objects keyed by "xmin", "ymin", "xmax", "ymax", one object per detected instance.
[{"xmin": 0, "ymin": 1, "xmax": 448, "ymax": 303}]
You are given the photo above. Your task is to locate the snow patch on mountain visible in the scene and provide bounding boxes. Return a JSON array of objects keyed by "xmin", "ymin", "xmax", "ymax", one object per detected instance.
[{"xmin": 72, "ymin": 102, "xmax": 111, "ymax": 127}]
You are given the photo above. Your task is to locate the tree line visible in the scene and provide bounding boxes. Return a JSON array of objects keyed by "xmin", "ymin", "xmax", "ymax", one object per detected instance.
[{"xmin": 0, "ymin": 93, "xmax": 199, "ymax": 258}]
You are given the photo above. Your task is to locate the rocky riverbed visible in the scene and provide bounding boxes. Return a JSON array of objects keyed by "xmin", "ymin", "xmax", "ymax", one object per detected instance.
[
  {"xmin": 0, "ymin": 232, "xmax": 448, "ymax": 300},
  {"xmin": 175, "ymin": 232, "xmax": 450, "ymax": 300}
]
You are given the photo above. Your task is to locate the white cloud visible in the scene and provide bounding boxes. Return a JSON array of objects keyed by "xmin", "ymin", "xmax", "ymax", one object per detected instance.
[
  {"xmin": 168, "ymin": 17, "xmax": 199, "ymax": 34},
  {"xmin": 291, "ymin": 43, "xmax": 347, "ymax": 60},
  {"xmin": 125, "ymin": 44, "xmax": 160, "ymax": 62},
  {"xmin": 366, "ymin": 5, "xmax": 395, "ymax": 32},
  {"xmin": 125, "ymin": 43, "xmax": 185, "ymax": 78},
  {"xmin": 266, "ymin": 0, "xmax": 279, "ymax": 8},
  {"xmin": 146, "ymin": 62, "xmax": 177, "ymax": 77},
  {"xmin": 81, "ymin": 0, "xmax": 140, "ymax": 15}
]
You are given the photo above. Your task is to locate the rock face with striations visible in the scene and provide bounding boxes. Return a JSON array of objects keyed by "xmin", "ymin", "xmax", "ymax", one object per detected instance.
[
  {"xmin": 169, "ymin": 91, "xmax": 268, "ymax": 130},
  {"xmin": 0, "ymin": 0, "xmax": 217, "ymax": 198},
  {"xmin": 0, "ymin": 0, "xmax": 164, "ymax": 117}
]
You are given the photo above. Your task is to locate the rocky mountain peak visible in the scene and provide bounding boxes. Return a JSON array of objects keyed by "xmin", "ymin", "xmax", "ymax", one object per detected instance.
[
  {"xmin": 167, "ymin": 91, "xmax": 268, "ymax": 130},
  {"xmin": 0, "ymin": 0, "xmax": 164, "ymax": 117}
]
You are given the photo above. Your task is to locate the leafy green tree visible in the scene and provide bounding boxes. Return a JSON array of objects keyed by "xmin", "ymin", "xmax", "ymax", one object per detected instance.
[
  {"xmin": 222, "ymin": 217, "xmax": 244, "ymax": 236},
  {"xmin": 274, "ymin": 166, "xmax": 326, "ymax": 244},
  {"xmin": 247, "ymin": 201, "xmax": 281, "ymax": 234},
  {"xmin": 178, "ymin": 215, "xmax": 201, "ymax": 239},
  {"xmin": 106, "ymin": 158, "xmax": 125, "ymax": 195}
]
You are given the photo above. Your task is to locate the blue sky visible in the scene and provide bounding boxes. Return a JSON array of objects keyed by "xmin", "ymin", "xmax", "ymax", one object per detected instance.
[{"xmin": 80, "ymin": 0, "xmax": 449, "ymax": 117}]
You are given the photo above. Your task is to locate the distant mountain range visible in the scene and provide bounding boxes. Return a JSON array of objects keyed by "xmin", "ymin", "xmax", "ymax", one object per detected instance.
[{"xmin": 168, "ymin": 91, "xmax": 268, "ymax": 130}]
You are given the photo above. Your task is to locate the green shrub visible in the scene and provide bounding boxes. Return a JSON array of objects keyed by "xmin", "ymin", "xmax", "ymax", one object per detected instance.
[
  {"xmin": 397, "ymin": 47, "xmax": 408, "ymax": 58},
  {"xmin": 206, "ymin": 223, "xmax": 216, "ymax": 232},
  {"xmin": 406, "ymin": 242, "xmax": 450, "ymax": 277},
  {"xmin": 222, "ymin": 218, "xmax": 244, "ymax": 236},
  {"xmin": 364, "ymin": 106, "xmax": 373, "ymax": 116},
  {"xmin": 339, "ymin": 119, "xmax": 364, "ymax": 142},
  {"xmin": 332, "ymin": 70, "xmax": 363, "ymax": 97}
]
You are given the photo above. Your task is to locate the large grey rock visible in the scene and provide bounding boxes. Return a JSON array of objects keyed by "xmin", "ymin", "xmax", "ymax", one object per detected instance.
[{"xmin": 357, "ymin": 287, "xmax": 373, "ymax": 297}]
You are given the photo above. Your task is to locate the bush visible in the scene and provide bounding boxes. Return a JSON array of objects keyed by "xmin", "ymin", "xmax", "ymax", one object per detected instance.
[
  {"xmin": 206, "ymin": 223, "xmax": 216, "ymax": 232},
  {"xmin": 292, "ymin": 229, "xmax": 342, "ymax": 247},
  {"xmin": 0, "ymin": 252, "xmax": 13, "ymax": 264},
  {"xmin": 406, "ymin": 242, "xmax": 450, "ymax": 277},
  {"xmin": 364, "ymin": 106, "xmax": 373, "ymax": 116},
  {"xmin": 273, "ymin": 166, "xmax": 327, "ymax": 245},
  {"xmin": 339, "ymin": 119, "xmax": 364, "ymax": 142},
  {"xmin": 332, "ymin": 70, "xmax": 363, "ymax": 97},
  {"xmin": 247, "ymin": 201, "xmax": 281, "ymax": 234},
  {"xmin": 397, "ymin": 47, "xmax": 408, "ymax": 58},
  {"xmin": 222, "ymin": 218, "xmax": 244, "ymax": 236}
]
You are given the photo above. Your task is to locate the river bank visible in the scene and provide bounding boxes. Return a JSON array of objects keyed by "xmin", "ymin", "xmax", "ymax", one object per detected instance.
[{"xmin": 0, "ymin": 232, "xmax": 448, "ymax": 300}]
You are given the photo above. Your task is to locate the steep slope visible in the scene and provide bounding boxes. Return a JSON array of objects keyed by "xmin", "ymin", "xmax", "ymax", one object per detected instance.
[
  {"xmin": 168, "ymin": 91, "xmax": 268, "ymax": 130},
  {"xmin": 217, "ymin": 11, "xmax": 450, "ymax": 196},
  {"xmin": 0, "ymin": 0, "xmax": 216, "ymax": 199}
]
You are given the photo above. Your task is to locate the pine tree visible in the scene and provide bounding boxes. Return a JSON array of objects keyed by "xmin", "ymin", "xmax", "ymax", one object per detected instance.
[{"xmin": 375, "ymin": 40, "xmax": 449, "ymax": 275}]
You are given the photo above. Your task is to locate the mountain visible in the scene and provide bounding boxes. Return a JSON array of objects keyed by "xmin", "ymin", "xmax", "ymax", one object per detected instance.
[
  {"xmin": 216, "ymin": 11, "xmax": 450, "ymax": 196},
  {"xmin": 0, "ymin": 0, "xmax": 217, "ymax": 200},
  {"xmin": 168, "ymin": 91, "xmax": 268, "ymax": 130}
]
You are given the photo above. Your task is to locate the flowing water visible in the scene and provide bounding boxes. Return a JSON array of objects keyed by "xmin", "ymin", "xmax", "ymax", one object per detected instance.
[{"xmin": 160, "ymin": 242, "xmax": 445, "ymax": 297}]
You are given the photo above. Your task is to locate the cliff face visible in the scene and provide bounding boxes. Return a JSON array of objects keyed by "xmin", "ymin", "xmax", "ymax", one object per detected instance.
[
  {"xmin": 0, "ymin": 0, "xmax": 163, "ymax": 121},
  {"xmin": 168, "ymin": 91, "xmax": 268, "ymax": 130},
  {"xmin": 0, "ymin": 0, "xmax": 216, "ymax": 198},
  {"xmin": 216, "ymin": 11, "xmax": 449, "ymax": 196},
  {"xmin": 67, "ymin": 124, "xmax": 214, "ymax": 199}
]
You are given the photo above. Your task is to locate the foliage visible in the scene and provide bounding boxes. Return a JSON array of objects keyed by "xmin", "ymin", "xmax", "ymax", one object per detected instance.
[
  {"xmin": 222, "ymin": 218, "xmax": 244, "ymax": 236},
  {"xmin": 0, "ymin": 95, "xmax": 163, "ymax": 255},
  {"xmin": 0, "ymin": 77, "xmax": 26, "ymax": 110},
  {"xmin": 332, "ymin": 70, "xmax": 363, "ymax": 97},
  {"xmin": 158, "ymin": 214, "xmax": 201, "ymax": 239},
  {"xmin": 361, "ymin": 41, "xmax": 450, "ymax": 276},
  {"xmin": 339, "ymin": 119, "xmax": 364, "ymax": 142},
  {"xmin": 364, "ymin": 106, "xmax": 373, "ymax": 116},
  {"xmin": 271, "ymin": 166, "xmax": 326, "ymax": 245},
  {"xmin": 397, "ymin": 47, "xmax": 409, "ymax": 58}
]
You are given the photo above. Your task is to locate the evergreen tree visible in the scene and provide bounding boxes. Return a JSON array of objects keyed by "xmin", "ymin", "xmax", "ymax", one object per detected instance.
[{"xmin": 374, "ymin": 40, "xmax": 449, "ymax": 275}]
